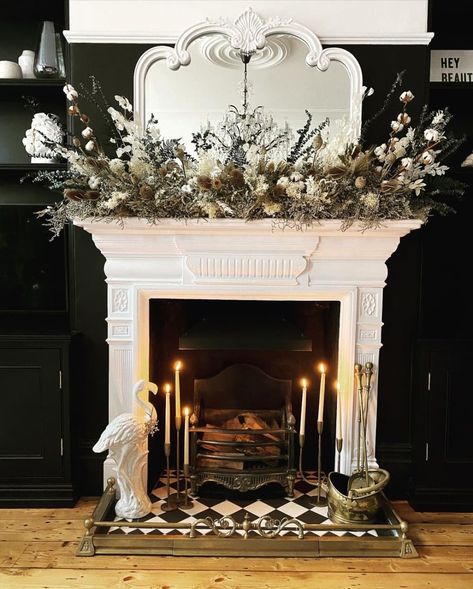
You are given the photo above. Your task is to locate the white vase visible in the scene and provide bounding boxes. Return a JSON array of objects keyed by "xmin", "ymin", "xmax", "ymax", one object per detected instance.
[
  {"xmin": 18, "ymin": 50, "xmax": 35, "ymax": 78},
  {"xmin": 0, "ymin": 60, "xmax": 22, "ymax": 79}
]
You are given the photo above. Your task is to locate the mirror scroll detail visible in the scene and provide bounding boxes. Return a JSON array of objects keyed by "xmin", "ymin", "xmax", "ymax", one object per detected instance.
[{"xmin": 134, "ymin": 8, "xmax": 363, "ymax": 154}]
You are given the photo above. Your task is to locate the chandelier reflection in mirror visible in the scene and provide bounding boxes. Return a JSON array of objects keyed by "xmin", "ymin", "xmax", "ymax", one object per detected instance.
[{"xmin": 192, "ymin": 52, "xmax": 297, "ymax": 166}]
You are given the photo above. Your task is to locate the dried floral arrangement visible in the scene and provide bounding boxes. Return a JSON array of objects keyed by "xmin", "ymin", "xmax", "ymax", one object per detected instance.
[{"xmin": 25, "ymin": 78, "xmax": 465, "ymax": 237}]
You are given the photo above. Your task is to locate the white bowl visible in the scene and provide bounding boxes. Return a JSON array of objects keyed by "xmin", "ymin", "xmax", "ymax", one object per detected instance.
[{"xmin": 0, "ymin": 60, "xmax": 23, "ymax": 79}]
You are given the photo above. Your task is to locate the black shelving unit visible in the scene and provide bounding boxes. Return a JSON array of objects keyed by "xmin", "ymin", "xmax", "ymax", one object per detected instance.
[{"xmin": 0, "ymin": 5, "xmax": 75, "ymax": 506}]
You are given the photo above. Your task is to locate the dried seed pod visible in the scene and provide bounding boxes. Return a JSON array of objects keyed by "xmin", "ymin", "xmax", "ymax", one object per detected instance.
[
  {"xmin": 139, "ymin": 184, "xmax": 154, "ymax": 200},
  {"xmin": 64, "ymin": 188, "xmax": 85, "ymax": 201},
  {"xmin": 196, "ymin": 175, "xmax": 212, "ymax": 190},
  {"xmin": 380, "ymin": 180, "xmax": 400, "ymax": 193},
  {"xmin": 326, "ymin": 166, "xmax": 347, "ymax": 179},
  {"xmin": 354, "ymin": 176, "xmax": 366, "ymax": 189},
  {"xmin": 84, "ymin": 190, "xmax": 100, "ymax": 200}
]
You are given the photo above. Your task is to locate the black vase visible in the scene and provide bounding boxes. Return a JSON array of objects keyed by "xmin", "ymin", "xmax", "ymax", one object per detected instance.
[{"xmin": 34, "ymin": 21, "xmax": 59, "ymax": 78}]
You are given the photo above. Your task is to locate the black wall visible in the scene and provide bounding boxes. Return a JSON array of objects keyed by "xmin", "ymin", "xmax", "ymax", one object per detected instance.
[{"xmin": 69, "ymin": 42, "xmax": 431, "ymax": 495}]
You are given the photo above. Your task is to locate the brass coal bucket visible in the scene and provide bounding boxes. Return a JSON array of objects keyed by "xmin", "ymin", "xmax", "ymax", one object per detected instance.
[{"xmin": 327, "ymin": 469, "xmax": 390, "ymax": 524}]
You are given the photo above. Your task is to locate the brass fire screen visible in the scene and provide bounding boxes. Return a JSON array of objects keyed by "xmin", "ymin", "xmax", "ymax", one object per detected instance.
[{"xmin": 189, "ymin": 364, "xmax": 297, "ymax": 496}]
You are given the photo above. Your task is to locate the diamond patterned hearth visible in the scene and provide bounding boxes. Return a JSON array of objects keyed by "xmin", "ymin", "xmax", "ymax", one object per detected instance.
[
  {"xmin": 77, "ymin": 471, "xmax": 417, "ymax": 557},
  {"xmin": 108, "ymin": 473, "xmax": 381, "ymax": 538}
]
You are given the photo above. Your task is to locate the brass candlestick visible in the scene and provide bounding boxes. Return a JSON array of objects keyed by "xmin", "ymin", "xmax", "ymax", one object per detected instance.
[
  {"xmin": 182, "ymin": 464, "xmax": 193, "ymax": 509},
  {"xmin": 311, "ymin": 420, "xmax": 327, "ymax": 506},
  {"xmin": 162, "ymin": 418, "xmax": 193, "ymax": 511},
  {"xmin": 161, "ymin": 442, "xmax": 176, "ymax": 511}
]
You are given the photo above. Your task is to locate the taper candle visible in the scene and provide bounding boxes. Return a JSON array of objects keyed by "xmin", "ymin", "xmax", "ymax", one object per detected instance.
[
  {"xmin": 183, "ymin": 407, "xmax": 190, "ymax": 466},
  {"xmin": 335, "ymin": 380, "xmax": 342, "ymax": 440},
  {"xmin": 300, "ymin": 378, "xmax": 307, "ymax": 438},
  {"xmin": 164, "ymin": 383, "xmax": 171, "ymax": 445},
  {"xmin": 317, "ymin": 363, "xmax": 326, "ymax": 422},
  {"xmin": 174, "ymin": 361, "xmax": 182, "ymax": 429}
]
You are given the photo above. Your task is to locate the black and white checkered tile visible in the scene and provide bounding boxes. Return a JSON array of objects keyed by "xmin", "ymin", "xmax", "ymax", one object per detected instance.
[{"xmin": 109, "ymin": 472, "xmax": 380, "ymax": 537}]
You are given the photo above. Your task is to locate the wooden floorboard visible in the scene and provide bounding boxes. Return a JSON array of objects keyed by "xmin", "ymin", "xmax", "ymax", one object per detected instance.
[{"xmin": 0, "ymin": 499, "xmax": 471, "ymax": 588}]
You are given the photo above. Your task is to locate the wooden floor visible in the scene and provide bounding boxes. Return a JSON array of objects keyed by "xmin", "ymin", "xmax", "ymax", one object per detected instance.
[{"xmin": 0, "ymin": 499, "xmax": 472, "ymax": 588}]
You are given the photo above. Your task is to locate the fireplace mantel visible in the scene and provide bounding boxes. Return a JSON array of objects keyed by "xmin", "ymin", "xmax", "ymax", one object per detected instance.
[{"xmin": 75, "ymin": 217, "xmax": 422, "ymax": 481}]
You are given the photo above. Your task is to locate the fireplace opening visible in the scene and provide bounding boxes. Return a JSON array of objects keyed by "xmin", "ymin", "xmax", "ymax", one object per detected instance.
[{"xmin": 148, "ymin": 299, "xmax": 340, "ymax": 493}]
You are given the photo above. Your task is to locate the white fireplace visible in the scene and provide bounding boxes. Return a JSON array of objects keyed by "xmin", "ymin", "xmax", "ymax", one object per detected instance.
[{"xmin": 75, "ymin": 218, "xmax": 421, "ymax": 484}]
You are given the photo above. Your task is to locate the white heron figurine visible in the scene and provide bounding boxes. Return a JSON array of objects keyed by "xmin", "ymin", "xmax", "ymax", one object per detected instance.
[{"xmin": 93, "ymin": 380, "xmax": 159, "ymax": 519}]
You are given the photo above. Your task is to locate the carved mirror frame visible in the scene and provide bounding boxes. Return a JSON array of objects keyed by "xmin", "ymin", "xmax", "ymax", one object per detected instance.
[{"xmin": 134, "ymin": 7, "xmax": 364, "ymax": 140}]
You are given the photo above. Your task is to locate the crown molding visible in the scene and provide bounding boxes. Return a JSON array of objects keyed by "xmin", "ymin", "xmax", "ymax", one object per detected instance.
[{"xmin": 63, "ymin": 30, "xmax": 435, "ymax": 46}]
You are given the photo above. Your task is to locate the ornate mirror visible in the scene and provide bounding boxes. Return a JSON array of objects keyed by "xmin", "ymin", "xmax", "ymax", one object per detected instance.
[{"xmin": 134, "ymin": 9, "xmax": 363, "ymax": 152}]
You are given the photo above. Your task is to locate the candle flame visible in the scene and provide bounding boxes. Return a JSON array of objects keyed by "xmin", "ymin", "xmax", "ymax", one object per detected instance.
[
  {"xmin": 164, "ymin": 383, "xmax": 171, "ymax": 393},
  {"xmin": 175, "ymin": 361, "xmax": 182, "ymax": 371},
  {"xmin": 318, "ymin": 363, "xmax": 326, "ymax": 374},
  {"xmin": 335, "ymin": 380, "xmax": 340, "ymax": 391},
  {"xmin": 183, "ymin": 406, "xmax": 190, "ymax": 416},
  {"xmin": 301, "ymin": 378, "xmax": 307, "ymax": 388}
]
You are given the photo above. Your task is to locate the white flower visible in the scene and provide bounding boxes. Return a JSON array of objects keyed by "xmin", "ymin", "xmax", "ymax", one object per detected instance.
[
  {"xmin": 277, "ymin": 176, "xmax": 290, "ymax": 187},
  {"xmin": 263, "ymin": 201, "xmax": 282, "ymax": 216},
  {"xmin": 400, "ymin": 90, "xmax": 414, "ymax": 103},
  {"xmin": 409, "ymin": 179, "xmax": 426, "ymax": 195},
  {"xmin": 360, "ymin": 192, "xmax": 379, "ymax": 209},
  {"xmin": 420, "ymin": 150, "xmax": 435, "ymax": 165},
  {"xmin": 85, "ymin": 140, "xmax": 95, "ymax": 152},
  {"xmin": 146, "ymin": 120, "xmax": 161, "ymax": 140},
  {"xmin": 81, "ymin": 127, "xmax": 93, "ymax": 139},
  {"xmin": 63, "ymin": 84, "xmax": 78, "ymax": 100},
  {"xmin": 391, "ymin": 121, "xmax": 404, "ymax": 133},
  {"xmin": 109, "ymin": 158, "xmax": 126, "ymax": 174},
  {"xmin": 181, "ymin": 184, "xmax": 193, "ymax": 194},
  {"xmin": 286, "ymin": 181, "xmax": 305, "ymax": 199},
  {"xmin": 424, "ymin": 128, "xmax": 440, "ymax": 142},
  {"xmin": 254, "ymin": 175, "xmax": 269, "ymax": 197},
  {"xmin": 432, "ymin": 111, "xmax": 445, "ymax": 126},
  {"xmin": 374, "ymin": 144, "xmax": 387, "ymax": 162},
  {"xmin": 22, "ymin": 112, "xmax": 64, "ymax": 159},
  {"xmin": 107, "ymin": 107, "xmax": 125, "ymax": 131},
  {"xmin": 114, "ymin": 95, "xmax": 132, "ymax": 112},
  {"xmin": 88, "ymin": 176, "xmax": 101, "ymax": 189},
  {"xmin": 401, "ymin": 157, "xmax": 414, "ymax": 170},
  {"xmin": 101, "ymin": 191, "xmax": 128, "ymax": 210},
  {"xmin": 427, "ymin": 163, "xmax": 449, "ymax": 176},
  {"xmin": 116, "ymin": 145, "xmax": 132, "ymax": 158},
  {"xmin": 397, "ymin": 113, "xmax": 411, "ymax": 125},
  {"xmin": 406, "ymin": 127, "xmax": 416, "ymax": 143},
  {"xmin": 129, "ymin": 157, "xmax": 149, "ymax": 180},
  {"xmin": 398, "ymin": 136, "xmax": 410, "ymax": 148},
  {"xmin": 290, "ymin": 172, "xmax": 303, "ymax": 182}
]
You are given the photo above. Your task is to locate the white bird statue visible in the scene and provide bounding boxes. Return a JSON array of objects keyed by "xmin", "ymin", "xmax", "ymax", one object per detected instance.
[{"xmin": 93, "ymin": 380, "xmax": 159, "ymax": 519}]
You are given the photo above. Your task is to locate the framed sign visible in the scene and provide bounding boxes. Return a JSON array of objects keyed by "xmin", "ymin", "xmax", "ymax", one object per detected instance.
[{"xmin": 430, "ymin": 50, "xmax": 473, "ymax": 83}]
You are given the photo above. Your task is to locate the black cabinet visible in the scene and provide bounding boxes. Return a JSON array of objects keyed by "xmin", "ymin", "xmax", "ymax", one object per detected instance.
[
  {"xmin": 411, "ymin": 341, "xmax": 473, "ymax": 510},
  {"xmin": 0, "ymin": 336, "xmax": 73, "ymax": 506}
]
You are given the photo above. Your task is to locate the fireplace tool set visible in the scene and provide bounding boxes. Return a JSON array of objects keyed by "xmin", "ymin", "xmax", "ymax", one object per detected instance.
[{"xmin": 327, "ymin": 362, "xmax": 390, "ymax": 524}]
